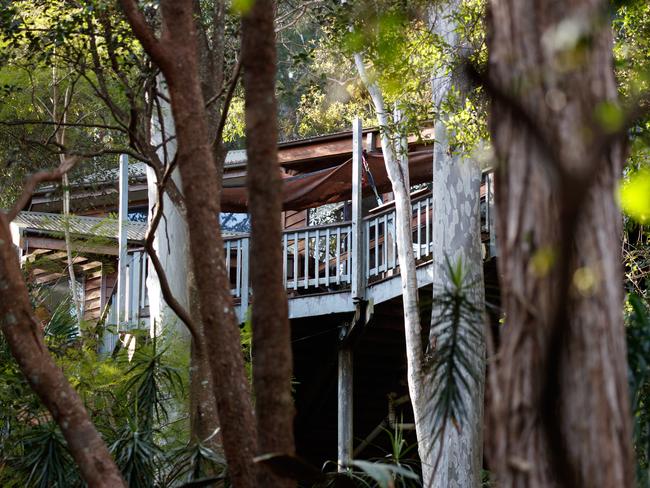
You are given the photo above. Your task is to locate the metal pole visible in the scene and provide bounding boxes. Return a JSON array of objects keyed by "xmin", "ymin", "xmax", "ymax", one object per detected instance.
[
  {"xmin": 338, "ymin": 324, "xmax": 353, "ymax": 471},
  {"xmin": 116, "ymin": 154, "xmax": 129, "ymax": 328},
  {"xmin": 351, "ymin": 118, "xmax": 365, "ymax": 301}
]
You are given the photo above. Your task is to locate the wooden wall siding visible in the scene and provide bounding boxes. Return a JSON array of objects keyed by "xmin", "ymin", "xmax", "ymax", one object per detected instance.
[
  {"xmin": 82, "ymin": 262, "xmax": 118, "ymax": 322},
  {"xmin": 83, "ymin": 262, "xmax": 104, "ymax": 321},
  {"xmin": 283, "ymin": 210, "xmax": 308, "ymax": 230}
]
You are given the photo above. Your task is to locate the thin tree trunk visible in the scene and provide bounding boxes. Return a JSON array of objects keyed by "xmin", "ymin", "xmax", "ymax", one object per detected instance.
[
  {"xmin": 149, "ymin": 77, "xmax": 223, "ymax": 454},
  {"xmin": 241, "ymin": 2, "xmax": 296, "ymax": 486},
  {"xmin": 52, "ymin": 70, "xmax": 83, "ymax": 324},
  {"xmin": 428, "ymin": 3, "xmax": 485, "ymax": 486},
  {"xmin": 120, "ymin": 1, "xmax": 258, "ymax": 486},
  {"xmin": 353, "ymin": 52, "xmax": 431, "ymax": 479},
  {"xmin": 192, "ymin": 3, "xmax": 226, "ymax": 450},
  {"xmin": 486, "ymin": 1, "xmax": 634, "ymax": 486},
  {"xmin": 0, "ymin": 214, "xmax": 126, "ymax": 488}
]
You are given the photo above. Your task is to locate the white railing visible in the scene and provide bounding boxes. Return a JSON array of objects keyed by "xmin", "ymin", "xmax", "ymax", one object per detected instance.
[
  {"xmin": 222, "ymin": 193, "xmax": 438, "ymax": 311},
  {"xmin": 224, "ymin": 237, "xmax": 249, "ymax": 299},
  {"xmin": 364, "ymin": 193, "xmax": 433, "ymax": 280},
  {"xmin": 224, "ymin": 223, "xmax": 353, "ymax": 301},
  {"xmin": 123, "ymin": 250, "xmax": 149, "ymax": 323},
  {"xmin": 100, "ymin": 249, "xmax": 149, "ymax": 354},
  {"xmin": 282, "ymin": 223, "xmax": 353, "ymax": 290}
]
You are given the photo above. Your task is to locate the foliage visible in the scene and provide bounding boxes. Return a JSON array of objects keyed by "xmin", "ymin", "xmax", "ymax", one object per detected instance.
[
  {"xmin": 291, "ymin": 0, "xmax": 489, "ymax": 152},
  {"xmin": 626, "ymin": 293, "xmax": 650, "ymax": 486},
  {"xmin": 621, "ymin": 167, "xmax": 650, "ymax": 224},
  {"xmin": 0, "ymin": 291, "xmax": 223, "ymax": 487},
  {"xmin": 0, "ymin": 0, "xmax": 138, "ymax": 209},
  {"xmin": 616, "ymin": 3, "xmax": 650, "ymax": 482}
]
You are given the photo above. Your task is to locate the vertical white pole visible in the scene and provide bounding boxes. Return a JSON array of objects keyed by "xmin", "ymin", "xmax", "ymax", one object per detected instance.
[
  {"xmin": 116, "ymin": 154, "xmax": 129, "ymax": 329},
  {"xmin": 240, "ymin": 238, "xmax": 249, "ymax": 323},
  {"xmin": 351, "ymin": 118, "xmax": 365, "ymax": 301},
  {"xmin": 487, "ymin": 171, "xmax": 497, "ymax": 258},
  {"xmin": 338, "ymin": 325, "xmax": 353, "ymax": 471}
]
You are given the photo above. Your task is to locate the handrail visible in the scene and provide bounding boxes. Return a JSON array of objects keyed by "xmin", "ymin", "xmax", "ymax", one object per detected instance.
[
  {"xmin": 283, "ymin": 220, "xmax": 354, "ymax": 234},
  {"xmin": 221, "ymin": 193, "xmax": 434, "ymax": 306},
  {"xmin": 365, "ymin": 189, "xmax": 432, "ymax": 220}
]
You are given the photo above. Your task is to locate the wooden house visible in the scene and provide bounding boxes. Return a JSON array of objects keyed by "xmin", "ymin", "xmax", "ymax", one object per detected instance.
[{"xmin": 9, "ymin": 124, "xmax": 497, "ymax": 469}]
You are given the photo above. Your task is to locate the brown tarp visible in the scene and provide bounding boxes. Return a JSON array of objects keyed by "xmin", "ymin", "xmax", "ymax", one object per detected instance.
[{"xmin": 221, "ymin": 148, "xmax": 433, "ymax": 212}]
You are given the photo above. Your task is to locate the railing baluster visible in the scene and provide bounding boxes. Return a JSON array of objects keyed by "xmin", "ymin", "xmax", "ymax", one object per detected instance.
[
  {"xmin": 283, "ymin": 233, "xmax": 288, "ymax": 287},
  {"xmin": 225, "ymin": 241, "xmax": 231, "ymax": 293},
  {"xmin": 336, "ymin": 227, "xmax": 341, "ymax": 285},
  {"xmin": 365, "ymin": 221, "xmax": 370, "ymax": 278},
  {"xmin": 347, "ymin": 227, "xmax": 352, "ymax": 283},
  {"xmin": 235, "ymin": 240, "xmax": 241, "ymax": 298},
  {"xmin": 293, "ymin": 232, "xmax": 299, "ymax": 290},
  {"xmin": 416, "ymin": 200, "xmax": 422, "ymax": 259},
  {"xmin": 240, "ymin": 238, "xmax": 249, "ymax": 322},
  {"xmin": 374, "ymin": 219, "xmax": 379, "ymax": 276},
  {"xmin": 140, "ymin": 252, "xmax": 147, "ymax": 311},
  {"xmin": 381, "ymin": 214, "xmax": 388, "ymax": 272},
  {"xmin": 425, "ymin": 197, "xmax": 430, "ymax": 256},
  {"xmin": 314, "ymin": 229, "xmax": 320, "ymax": 286},
  {"xmin": 394, "ymin": 211, "xmax": 398, "ymax": 267},
  {"xmin": 325, "ymin": 228, "xmax": 330, "ymax": 285},
  {"xmin": 304, "ymin": 232, "xmax": 309, "ymax": 289}
]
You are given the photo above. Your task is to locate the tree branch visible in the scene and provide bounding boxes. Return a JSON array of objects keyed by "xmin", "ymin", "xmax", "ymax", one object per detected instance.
[
  {"xmin": 6, "ymin": 155, "xmax": 82, "ymax": 221},
  {"xmin": 145, "ymin": 161, "xmax": 199, "ymax": 340},
  {"xmin": 0, "ymin": 119, "xmax": 124, "ymax": 132},
  {"xmin": 119, "ymin": 0, "xmax": 170, "ymax": 70},
  {"xmin": 215, "ymin": 58, "xmax": 242, "ymax": 146}
]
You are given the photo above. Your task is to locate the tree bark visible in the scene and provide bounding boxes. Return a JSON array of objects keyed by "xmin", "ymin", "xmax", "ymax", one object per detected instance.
[
  {"xmin": 120, "ymin": 1, "xmax": 258, "ymax": 486},
  {"xmin": 486, "ymin": 1, "xmax": 634, "ymax": 486},
  {"xmin": 428, "ymin": 2, "xmax": 486, "ymax": 486},
  {"xmin": 353, "ymin": 53, "xmax": 431, "ymax": 479},
  {"xmin": 0, "ymin": 214, "xmax": 126, "ymax": 488},
  {"xmin": 241, "ymin": 2, "xmax": 296, "ymax": 487}
]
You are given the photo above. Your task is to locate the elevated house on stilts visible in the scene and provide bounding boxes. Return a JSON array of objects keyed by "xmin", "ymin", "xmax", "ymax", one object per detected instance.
[{"xmin": 9, "ymin": 123, "xmax": 498, "ymax": 470}]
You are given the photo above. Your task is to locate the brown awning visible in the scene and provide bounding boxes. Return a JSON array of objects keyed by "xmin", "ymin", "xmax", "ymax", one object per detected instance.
[{"xmin": 221, "ymin": 148, "xmax": 433, "ymax": 212}]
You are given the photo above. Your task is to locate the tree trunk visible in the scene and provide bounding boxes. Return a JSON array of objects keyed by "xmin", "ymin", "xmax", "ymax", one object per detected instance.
[
  {"xmin": 120, "ymin": 1, "xmax": 258, "ymax": 486},
  {"xmin": 0, "ymin": 215, "xmax": 126, "ymax": 488},
  {"xmin": 429, "ymin": 0, "xmax": 485, "ymax": 488},
  {"xmin": 52, "ymin": 73, "xmax": 83, "ymax": 324},
  {"xmin": 486, "ymin": 1, "xmax": 634, "ymax": 486},
  {"xmin": 354, "ymin": 53, "xmax": 431, "ymax": 480},
  {"xmin": 427, "ymin": 3, "xmax": 486, "ymax": 487},
  {"xmin": 241, "ymin": 2, "xmax": 296, "ymax": 486},
  {"xmin": 148, "ymin": 77, "xmax": 222, "ymax": 454}
]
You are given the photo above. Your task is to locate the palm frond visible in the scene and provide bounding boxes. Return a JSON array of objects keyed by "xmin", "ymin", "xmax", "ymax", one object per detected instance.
[
  {"xmin": 118, "ymin": 332, "xmax": 185, "ymax": 431},
  {"xmin": 44, "ymin": 299, "xmax": 79, "ymax": 352},
  {"xmin": 426, "ymin": 256, "xmax": 484, "ymax": 460},
  {"xmin": 626, "ymin": 293, "xmax": 650, "ymax": 486},
  {"xmin": 158, "ymin": 439, "xmax": 226, "ymax": 487},
  {"xmin": 109, "ymin": 421, "xmax": 161, "ymax": 488},
  {"xmin": 15, "ymin": 423, "xmax": 78, "ymax": 488}
]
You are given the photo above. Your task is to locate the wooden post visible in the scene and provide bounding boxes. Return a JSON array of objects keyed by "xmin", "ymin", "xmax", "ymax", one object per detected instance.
[
  {"xmin": 365, "ymin": 130, "xmax": 376, "ymax": 153},
  {"xmin": 487, "ymin": 171, "xmax": 497, "ymax": 258},
  {"xmin": 240, "ymin": 237, "xmax": 250, "ymax": 323},
  {"xmin": 116, "ymin": 154, "xmax": 128, "ymax": 329},
  {"xmin": 338, "ymin": 323, "xmax": 353, "ymax": 471},
  {"xmin": 351, "ymin": 118, "xmax": 365, "ymax": 301}
]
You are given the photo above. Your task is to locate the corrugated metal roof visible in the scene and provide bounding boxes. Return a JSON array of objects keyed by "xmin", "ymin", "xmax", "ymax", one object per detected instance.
[
  {"xmin": 33, "ymin": 162, "xmax": 148, "ymax": 195},
  {"xmin": 13, "ymin": 211, "xmax": 246, "ymax": 242},
  {"xmin": 225, "ymin": 149, "xmax": 247, "ymax": 168},
  {"xmin": 13, "ymin": 211, "xmax": 147, "ymax": 242}
]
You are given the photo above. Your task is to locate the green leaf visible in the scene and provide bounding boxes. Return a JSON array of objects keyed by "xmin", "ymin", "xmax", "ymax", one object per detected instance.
[{"xmin": 620, "ymin": 169, "xmax": 650, "ymax": 224}]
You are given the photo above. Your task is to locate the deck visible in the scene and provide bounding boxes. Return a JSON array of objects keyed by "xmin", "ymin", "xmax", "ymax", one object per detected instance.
[{"xmin": 224, "ymin": 187, "xmax": 494, "ymax": 322}]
